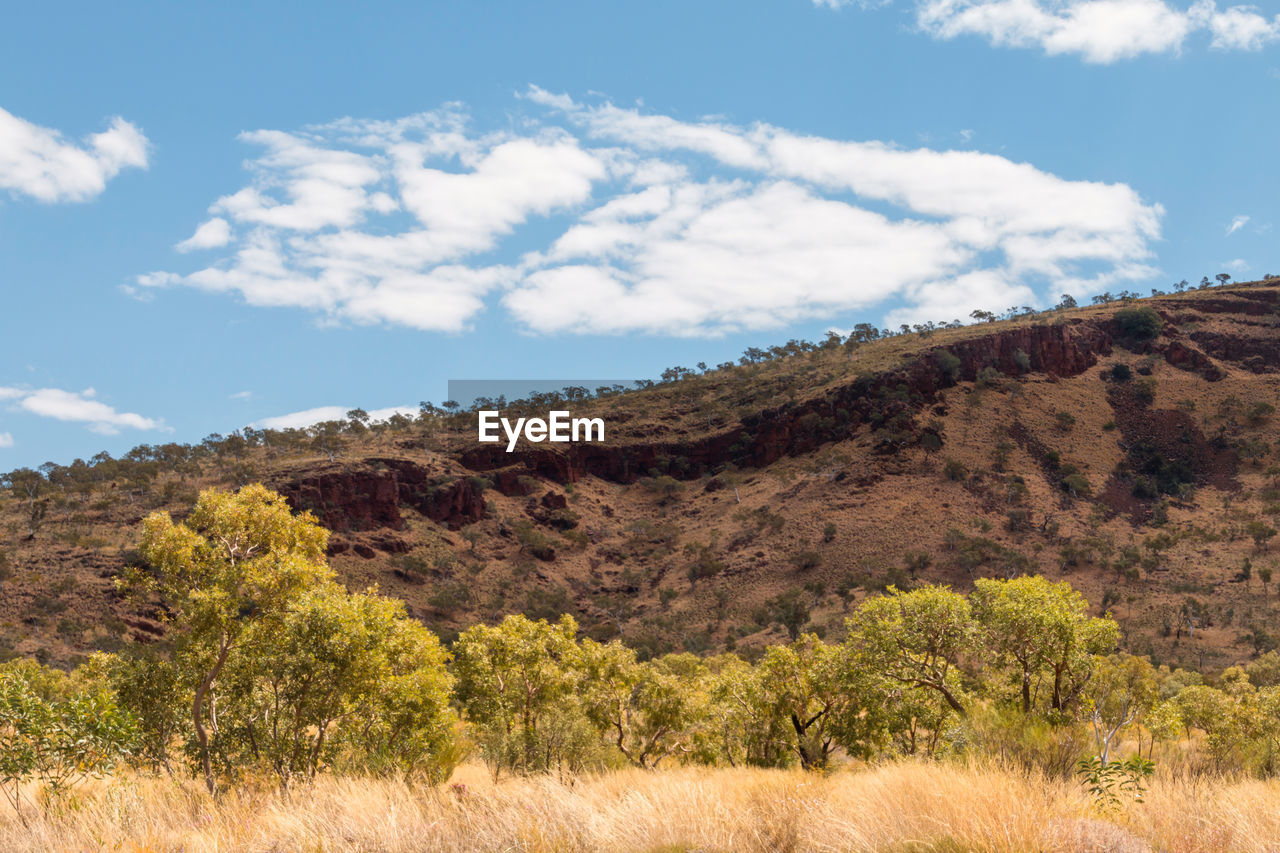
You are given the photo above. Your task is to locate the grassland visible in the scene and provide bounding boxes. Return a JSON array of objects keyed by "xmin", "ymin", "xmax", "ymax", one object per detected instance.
[{"xmin": 2, "ymin": 761, "xmax": 1278, "ymax": 852}]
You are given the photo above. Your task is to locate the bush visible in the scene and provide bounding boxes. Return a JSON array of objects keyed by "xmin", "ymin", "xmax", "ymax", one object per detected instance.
[
  {"xmin": 1114, "ymin": 306, "xmax": 1163, "ymax": 340},
  {"xmin": 944, "ymin": 458, "xmax": 968, "ymax": 481}
]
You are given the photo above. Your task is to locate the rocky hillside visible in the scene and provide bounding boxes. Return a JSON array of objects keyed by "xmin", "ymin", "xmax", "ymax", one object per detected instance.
[{"xmin": 5, "ymin": 279, "xmax": 1280, "ymax": 671}]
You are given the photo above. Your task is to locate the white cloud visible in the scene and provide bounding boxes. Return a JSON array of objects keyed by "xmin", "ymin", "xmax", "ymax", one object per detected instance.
[
  {"xmin": 0, "ymin": 108, "xmax": 148, "ymax": 202},
  {"xmin": 1227, "ymin": 214, "xmax": 1250, "ymax": 235},
  {"xmin": 0, "ymin": 432, "xmax": 13, "ymax": 448},
  {"xmin": 1208, "ymin": 4, "xmax": 1280, "ymax": 48},
  {"xmin": 229, "ymin": 390, "xmax": 253, "ymax": 401},
  {"xmin": 139, "ymin": 113, "xmax": 600, "ymax": 332},
  {"xmin": 510, "ymin": 91, "xmax": 1161, "ymax": 334},
  {"xmin": 1224, "ymin": 258, "xmax": 1250, "ymax": 273},
  {"xmin": 145, "ymin": 92, "xmax": 1163, "ymax": 337},
  {"xmin": 252, "ymin": 404, "xmax": 415, "ymax": 431},
  {"xmin": 817, "ymin": 0, "xmax": 1280, "ymax": 61},
  {"xmin": 176, "ymin": 217, "xmax": 233, "ymax": 252},
  {"xmin": 0, "ymin": 386, "xmax": 164, "ymax": 435}
]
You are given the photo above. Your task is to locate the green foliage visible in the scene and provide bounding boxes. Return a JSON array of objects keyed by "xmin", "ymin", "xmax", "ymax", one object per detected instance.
[
  {"xmin": 850, "ymin": 585, "xmax": 975, "ymax": 718},
  {"xmin": 452, "ymin": 614, "xmax": 599, "ymax": 778},
  {"xmin": 1113, "ymin": 306, "xmax": 1164, "ymax": 341},
  {"xmin": 0, "ymin": 659, "xmax": 136, "ymax": 820},
  {"xmin": 116, "ymin": 485, "xmax": 459, "ymax": 791},
  {"xmin": 1076, "ymin": 755, "xmax": 1155, "ymax": 808}
]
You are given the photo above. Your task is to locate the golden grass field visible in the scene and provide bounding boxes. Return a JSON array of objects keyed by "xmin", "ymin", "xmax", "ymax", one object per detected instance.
[{"xmin": 3, "ymin": 761, "xmax": 1279, "ymax": 852}]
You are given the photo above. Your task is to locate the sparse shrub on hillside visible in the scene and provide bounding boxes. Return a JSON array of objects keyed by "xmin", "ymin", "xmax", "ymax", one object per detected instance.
[
  {"xmin": 976, "ymin": 367, "xmax": 1002, "ymax": 389},
  {"xmin": 1109, "ymin": 363, "xmax": 1132, "ymax": 382},
  {"xmin": 823, "ymin": 521, "xmax": 837, "ymax": 542},
  {"xmin": 684, "ymin": 544, "xmax": 724, "ymax": 587},
  {"xmin": 643, "ymin": 475, "xmax": 685, "ymax": 506},
  {"xmin": 1114, "ymin": 306, "xmax": 1163, "ymax": 341},
  {"xmin": 791, "ymin": 550, "xmax": 822, "ymax": 571},
  {"xmin": 935, "ymin": 350, "xmax": 962, "ymax": 382},
  {"xmin": 1247, "ymin": 402, "xmax": 1276, "ymax": 426},
  {"xmin": 903, "ymin": 550, "xmax": 931, "ymax": 578},
  {"xmin": 943, "ymin": 457, "xmax": 967, "ymax": 481},
  {"xmin": 509, "ymin": 519, "xmax": 557, "ymax": 561}
]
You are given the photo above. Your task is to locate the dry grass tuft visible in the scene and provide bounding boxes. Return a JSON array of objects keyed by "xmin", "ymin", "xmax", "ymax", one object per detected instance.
[{"xmin": 3, "ymin": 761, "xmax": 1279, "ymax": 852}]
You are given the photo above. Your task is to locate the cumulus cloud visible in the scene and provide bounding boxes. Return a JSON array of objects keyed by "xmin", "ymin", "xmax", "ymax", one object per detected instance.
[
  {"xmin": 0, "ymin": 108, "xmax": 148, "ymax": 202},
  {"xmin": 252, "ymin": 404, "xmax": 416, "ymax": 430},
  {"xmin": 509, "ymin": 89, "xmax": 1160, "ymax": 334},
  {"xmin": 0, "ymin": 386, "xmax": 164, "ymax": 435},
  {"xmin": 177, "ymin": 217, "xmax": 233, "ymax": 252},
  {"xmin": 816, "ymin": 0, "xmax": 1280, "ymax": 61},
  {"xmin": 143, "ymin": 91, "xmax": 1163, "ymax": 336}
]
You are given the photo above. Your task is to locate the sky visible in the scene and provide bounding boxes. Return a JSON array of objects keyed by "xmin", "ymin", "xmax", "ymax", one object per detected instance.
[{"xmin": 1, "ymin": 0, "xmax": 1278, "ymax": 469}]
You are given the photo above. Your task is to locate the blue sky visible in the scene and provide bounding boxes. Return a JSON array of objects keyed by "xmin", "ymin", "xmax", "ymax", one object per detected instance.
[{"xmin": 1, "ymin": 0, "xmax": 1277, "ymax": 469}]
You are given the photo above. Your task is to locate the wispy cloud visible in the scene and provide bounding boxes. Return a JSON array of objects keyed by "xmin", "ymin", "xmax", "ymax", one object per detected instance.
[
  {"xmin": 229, "ymin": 390, "xmax": 253, "ymax": 401},
  {"xmin": 0, "ymin": 107, "xmax": 149, "ymax": 202},
  {"xmin": 0, "ymin": 432, "xmax": 13, "ymax": 449},
  {"xmin": 140, "ymin": 90, "xmax": 1163, "ymax": 336},
  {"xmin": 0, "ymin": 386, "xmax": 165, "ymax": 435},
  {"xmin": 1227, "ymin": 214, "xmax": 1250, "ymax": 235},
  {"xmin": 815, "ymin": 0, "xmax": 1280, "ymax": 62}
]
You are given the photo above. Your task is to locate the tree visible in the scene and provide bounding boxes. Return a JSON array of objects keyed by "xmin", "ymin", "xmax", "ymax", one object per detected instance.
[
  {"xmin": 1247, "ymin": 521, "xmax": 1277, "ymax": 553},
  {"xmin": 1083, "ymin": 655, "xmax": 1158, "ymax": 762},
  {"xmin": 849, "ymin": 585, "xmax": 974, "ymax": 717},
  {"xmin": 452, "ymin": 614, "xmax": 593, "ymax": 778},
  {"xmin": 754, "ymin": 635, "xmax": 884, "ymax": 770},
  {"xmin": 971, "ymin": 576, "xmax": 1119, "ymax": 715},
  {"xmin": 1, "ymin": 468, "xmax": 48, "ymax": 538},
  {"xmin": 119, "ymin": 484, "xmax": 332, "ymax": 793},
  {"xmin": 579, "ymin": 643, "xmax": 707, "ymax": 768},
  {"xmin": 220, "ymin": 583, "xmax": 459, "ymax": 786}
]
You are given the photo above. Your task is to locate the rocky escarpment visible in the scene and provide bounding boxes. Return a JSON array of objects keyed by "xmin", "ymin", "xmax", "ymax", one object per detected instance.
[
  {"xmin": 275, "ymin": 458, "xmax": 487, "ymax": 534},
  {"xmin": 463, "ymin": 320, "xmax": 1115, "ymax": 487}
]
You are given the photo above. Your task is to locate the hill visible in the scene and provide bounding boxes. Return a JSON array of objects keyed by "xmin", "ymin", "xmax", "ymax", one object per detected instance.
[{"xmin": 5, "ymin": 277, "xmax": 1280, "ymax": 672}]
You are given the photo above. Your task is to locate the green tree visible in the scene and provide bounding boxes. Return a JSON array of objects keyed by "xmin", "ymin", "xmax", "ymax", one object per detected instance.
[
  {"xmin": 579, "ymin": 643, "xmax": 707, "ymax": 768},
  {"xmin": 1083, "ymin": 654, "xmax": 1158, "ymax": 762},
  {"xmin": 971, "ymin": 576, "xmax": 1119, "ymax": 715},
  {"xmin": 452, "ymin": 614, "xmax": 593, "ymax": 778},
  {"xmin": 219, "ymin": 583, "xmax": 459, "ymax": 786},
  {"xmin": 119, "ymin": 484, "xmax": 332, "ymax": 793},
  {"xmin": 755, "ymin": 634, "xmax": 884, "ymax": 770},
  {"xmin": 849, "ymin": 585, "xmax": 975, "ymax": 717}
]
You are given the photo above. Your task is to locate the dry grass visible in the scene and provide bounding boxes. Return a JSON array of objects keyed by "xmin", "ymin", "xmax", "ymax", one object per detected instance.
[{"xmin": 4, "ymin": 761, "xmax": 1280, "ymax": 852}]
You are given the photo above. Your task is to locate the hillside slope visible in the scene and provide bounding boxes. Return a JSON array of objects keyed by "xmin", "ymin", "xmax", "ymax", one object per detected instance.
[{"xmin": 5, "ymin": 279, "xmax": 1280, "ymax": 671}]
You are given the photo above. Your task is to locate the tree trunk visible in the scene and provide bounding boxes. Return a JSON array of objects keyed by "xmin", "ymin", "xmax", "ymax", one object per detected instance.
[{"xmin": 193, "ymin": 638, "xmax": 231, "ymax": 795}]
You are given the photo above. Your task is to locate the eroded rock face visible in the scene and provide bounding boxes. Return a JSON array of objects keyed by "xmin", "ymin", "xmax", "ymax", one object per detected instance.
[
  {"xmin": 460, "ymin": 321, "xmax": 1115, "ymax": 485},
  {"xmin": 1189, "ymin": 332, "xmax": 1280, "ymax": 374},
  {"xmin": 276, "ymin": 459, "xmax": 487, "ymax": 533}
]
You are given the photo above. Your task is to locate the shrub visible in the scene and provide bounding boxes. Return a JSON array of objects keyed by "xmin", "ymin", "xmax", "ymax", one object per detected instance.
[{"xmin": 1114, "ymin": 306, "xmax": 1163, "ymax": 340}]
